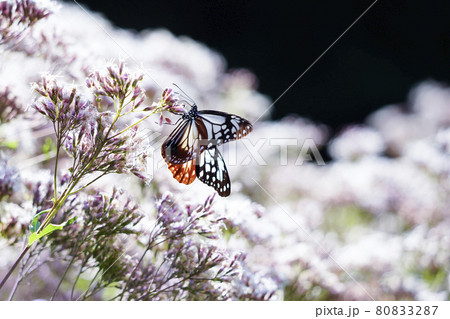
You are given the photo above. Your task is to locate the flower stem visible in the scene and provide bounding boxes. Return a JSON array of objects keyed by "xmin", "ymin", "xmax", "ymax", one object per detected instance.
[
  {"xmin": 0, "ymin": 245, "xmax": 30, "ymax": 291},
  {"xmin": 119, "ymin": 246, "xmax": 150, "ymax": 300},
  {"xmin": 53, "ymin": 142, "xmax": 61, "ymax": 199},
  {"xmin": 108, "ymin": 106, "xmax": 162, "ymax": 140},
  {"xmin": 51, "ymin": 239, "xmax": 79, "ymax": 300}
]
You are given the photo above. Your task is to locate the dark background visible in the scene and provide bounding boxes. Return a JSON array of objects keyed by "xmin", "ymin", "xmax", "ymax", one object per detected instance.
[{"xmin": 69, "ymin": 0, "xmax": 450, "ymax": 129}]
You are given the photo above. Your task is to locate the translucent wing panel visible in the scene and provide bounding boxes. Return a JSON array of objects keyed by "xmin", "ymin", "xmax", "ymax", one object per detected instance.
[
  {"xmin": 161, "ymin": 118, "xmax": 207, "ymax": 164},
  {"xmin": 162, "ymin": 110, "xmax": 252, "ymax": 164},
  {"xmin": 197, "ymin": 110, "xmax": 252, "ymax": 147},
  {"xmin": 195, "ymin": 146, "xmax": 230, "ymax": 197},
  {"xmin": 162, "ymin": 106, "xmax": 252, "ymax": 196}
]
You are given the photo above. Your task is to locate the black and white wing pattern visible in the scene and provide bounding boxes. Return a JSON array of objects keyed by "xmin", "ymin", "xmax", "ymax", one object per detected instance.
[
  {"xmin": 161, "ymin": 106, "xmax": 252, "ymax": 165},
  {"xmin": 197, "ymin": 110, "xmax": 252, "ymax": 147},
  {"xmin": 161, "ymin": 111, "xmax": 207, "ymax": 165},
  {"xmin": 195, "ymin": 146, "xmax": 230, "ymax": 197},
  {"xmin": 161, "ymin": 103, "xmax": 252, "ymax": 197}
]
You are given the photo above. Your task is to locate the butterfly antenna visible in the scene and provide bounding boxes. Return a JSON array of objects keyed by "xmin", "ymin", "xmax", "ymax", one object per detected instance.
[{"xmin": 172, "ymin": 83, "xmax": 196, "ymax": 105}]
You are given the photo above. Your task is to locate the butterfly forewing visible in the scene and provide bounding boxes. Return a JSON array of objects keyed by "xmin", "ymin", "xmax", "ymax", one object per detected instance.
[
  {"xmin": 162, "ymin": 109, "xmax": 252, "ymax": 165},
  {"xmin": 197, "ymin": 110, "xmax": 252, "ymax": 147},
  {"xmin": 162, "ymin": 103, "xmax": 252, "ymax": 197},
  {"xmin": 196, "ymin": 146, "xmax": 230, "ymax": 197},
  {"xmin": 161, "ymin": 117, "xmax": 208, "ymax": 164}
]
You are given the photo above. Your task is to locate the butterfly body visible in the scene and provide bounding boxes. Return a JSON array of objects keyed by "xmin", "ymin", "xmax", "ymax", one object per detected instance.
[{"xmin": 161, "ymin": 103, "xmax": 252, "ymax": 197}]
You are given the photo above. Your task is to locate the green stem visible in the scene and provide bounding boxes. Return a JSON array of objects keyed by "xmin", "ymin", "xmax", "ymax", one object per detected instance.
[
  {"xmin": 53, "ymin": 128, "xmax": 61, "ymax": 200},
  {"xmin": 0, "ymin": 95, "xmax": 158, "ymax": 292},
  {"xmin": 108, "ymin": 106, "xmax": 162, "ymax": 140},
  {"xmin": 38, "ymin": 111, "xmax": 121, "ymax": 233},
  {"xmin": 68, "ymin": 172, "xmax": 107, "ymax": 196},
  {"xmin": 36, "ymin": 189, "xmax": 68, "ymax": 234}
]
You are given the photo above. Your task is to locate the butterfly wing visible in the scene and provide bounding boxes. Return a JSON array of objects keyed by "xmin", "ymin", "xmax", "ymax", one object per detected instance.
[
  {"xmin": 197, "ymin": 110, "xmax": 252, "ymax": 147},
  {"xmin": 196, "ymin": 146, "xmax": 230, "ymax": 197},
  {"xmin": 162, "ymin": 106, "xmax": 251, "ymax": 197},
  {"xmin": 161, "ymin": 118, "xmax": 208, "ymax": 164},
  {"xmin": 167, "ymin": 158, "xmax": 197, "ymax": 185}
]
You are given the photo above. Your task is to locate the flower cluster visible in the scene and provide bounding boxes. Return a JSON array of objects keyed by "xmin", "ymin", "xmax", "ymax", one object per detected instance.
[
  {"xmin": 328, "ymin": 126, "xmax": 385, "ymax": 160},
  {"xmin": 0, "ymin": 87, "xmax": 22, "ymax": 123},
  {"xmin": 33, "ymin": 76, "xmax": 92, "ymax": 137},
  {"xmin": 1, "ymin": 1, "xmax": 449, "ymax": 301},
  {"xmin": 0, "ymin": 0, "xmax": 51, "ymax": 47},
  {"xmin": 32, "ymin": 63, "xmax": 160, "ymax": 187},
  {"xmin": 0, "ymin": 202, "xmax": 29, "ymax": 243},
  {"xmin": 144, "ymin": 88, "xmax": 186, "ymax": 126},
  {"xmin": 46, "ymin": 187, "xmax": 142, "ymax": 299},
  {"xmin": 117, "ymin": 193, "xmax": 276, "ymax": 301},
  {"xmin": 0, "ymin": 157, "xmax": 21, "ymax": 201},
  {"xmin": 16, "ymin": 189, "xmax": 276, "ymax": 301},
  {"xmin": 86, "ymin": 62, "xmax": 145, "ymax": 112}
]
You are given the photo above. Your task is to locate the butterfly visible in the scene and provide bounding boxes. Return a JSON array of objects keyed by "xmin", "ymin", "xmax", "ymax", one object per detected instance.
[{"xmin": 161, "ymin": 103, "xmax": 252, "ymax": 197}]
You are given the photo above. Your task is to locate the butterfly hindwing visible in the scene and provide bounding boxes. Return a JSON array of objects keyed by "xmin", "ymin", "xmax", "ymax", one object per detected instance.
[
  {"xmin": 162, "ymin": 103, "xmax": 251, "ymax": 197},
  {"xmin": 195, "ymin": 146, "xmax": 230, "ymax": 197},
  {"xmin": 167, "ymin": 158, "xmax": 197, "ymax": 185}
]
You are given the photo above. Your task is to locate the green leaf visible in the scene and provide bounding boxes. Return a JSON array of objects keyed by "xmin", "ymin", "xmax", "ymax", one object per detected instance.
[
  {"xmin": 29, "ymin": 209, "xmax": 50, "ymax": 232},
  {"xmin": 28, "ymin": 216, "xmax": 77, "ymax": 247},
  {"xmin": 28, "ymin": 223, "xmax": 64, "ymax": 246}
]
